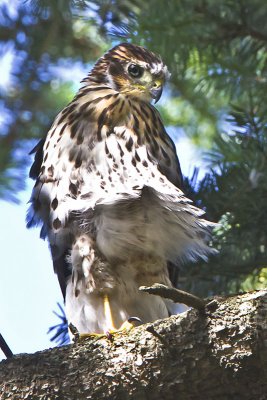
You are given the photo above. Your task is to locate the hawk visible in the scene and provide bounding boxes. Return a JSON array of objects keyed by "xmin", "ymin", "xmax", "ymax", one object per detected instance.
[{"xmin": 28, "ymin": 43, "xmax": 213, "ymax": 335}]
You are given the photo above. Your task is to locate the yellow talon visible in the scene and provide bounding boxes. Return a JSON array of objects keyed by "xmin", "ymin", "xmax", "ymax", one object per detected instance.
[
  {"xmin": 103, "ymin": 295, "xmax": 141, "ymax": 336},
  {"xmin": 70, "ymin": 295, "xmax": 142, "ymax": 342}
]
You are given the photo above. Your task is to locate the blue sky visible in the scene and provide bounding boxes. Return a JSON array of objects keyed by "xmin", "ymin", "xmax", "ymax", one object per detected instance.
[
  {"xmin": 0, "ymin": 1, "xmax": 206, "ymax": 359},
  {"xmin": 0, "ymin": 185, "xmax": 61, "ymax": 360}
]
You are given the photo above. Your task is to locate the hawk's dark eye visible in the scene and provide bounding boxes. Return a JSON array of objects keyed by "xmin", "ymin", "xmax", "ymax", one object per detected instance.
[{"xmin": 128, "ymin": 64, "xmax": 144, "ymax": 78}]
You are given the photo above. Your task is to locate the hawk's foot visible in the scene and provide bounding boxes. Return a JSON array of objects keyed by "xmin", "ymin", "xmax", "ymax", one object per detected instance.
[
  {"xmin": 69, "ymin": 323, "xmax": 106, "ymax": 342},
  {"xmin": 105, "ymin": 317, "xmax": 142, "ymax": 339},
  {"xmin": 69, "ymin": 318, "xmax": 142, "ymax": 343},
  {"xmin": 102, "ymin": 294, "xmax": 141, "ymax": 339},
  {"xmin": 69, "ymin": 293, "xmax": 143, "ymax": 342}
]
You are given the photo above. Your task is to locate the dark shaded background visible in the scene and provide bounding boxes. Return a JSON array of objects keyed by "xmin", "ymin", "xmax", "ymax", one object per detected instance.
[{"xmin": 1, "ymin": 0, "xmax": 267, "ymax": 347}]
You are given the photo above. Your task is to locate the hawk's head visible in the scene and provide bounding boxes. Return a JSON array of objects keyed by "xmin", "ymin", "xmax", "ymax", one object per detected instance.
[{"xmin": 87, "ymin": 43, "xmax": 170, "ymax": 103}]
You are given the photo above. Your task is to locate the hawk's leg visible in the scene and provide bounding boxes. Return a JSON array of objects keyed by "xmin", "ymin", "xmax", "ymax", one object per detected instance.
[
  {"xmin": 77, "ymin": 294, "xmax": 137, "ymax": 341},
  {"xmin": 103, "ymin": 294, "xmax": 139, "ymax": 336},
  {"xmin": 70, "ymin": 234, "xmax": 138, "ymax": 340}
]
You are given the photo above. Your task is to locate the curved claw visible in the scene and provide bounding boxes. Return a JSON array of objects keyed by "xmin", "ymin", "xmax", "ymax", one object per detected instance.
[{"xmin": 128, "ymin": 316, "xmax": 142, "ymax": 325}]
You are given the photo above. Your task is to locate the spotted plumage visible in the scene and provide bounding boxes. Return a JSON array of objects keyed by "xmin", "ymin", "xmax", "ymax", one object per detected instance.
[{"xmin": 28, "ymin": 43, "xmax": 214, "ymax": 334}]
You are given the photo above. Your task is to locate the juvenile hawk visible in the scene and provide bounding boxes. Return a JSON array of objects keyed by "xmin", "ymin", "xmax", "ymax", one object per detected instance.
[{"xmin": 28, "ymin": 43, "xmax": 213, "ymax": 334}]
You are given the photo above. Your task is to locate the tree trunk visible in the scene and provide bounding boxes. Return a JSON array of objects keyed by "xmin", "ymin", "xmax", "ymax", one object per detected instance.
[{"xmin": 1, "ymin": 290, "xmax": 267, "ymax": 400}]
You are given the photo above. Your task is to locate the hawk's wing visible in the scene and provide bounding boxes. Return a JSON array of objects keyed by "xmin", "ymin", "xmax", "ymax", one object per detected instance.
[
  {"xmin": 27, "ymin": 135, "xmax": 71, "ymax": 299},
  {"xmin": 27, "ymin": 90, "xmax": 212, "ymax": 297},
  {"xmin": 151, "ymin": 107, "xmax": 183, "ymax": 190},
  {"xmin": 147, "ymin": 106, "xmax": 184, "ymax": 287},
  {"xmin": 29, "ymin": 138, "xmax": 45, "ymax": 180}
]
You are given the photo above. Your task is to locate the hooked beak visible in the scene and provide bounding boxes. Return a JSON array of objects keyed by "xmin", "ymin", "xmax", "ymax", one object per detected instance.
[{"xmin": 150, "ymin": 80, "xmax": 163, "ymax": 103}]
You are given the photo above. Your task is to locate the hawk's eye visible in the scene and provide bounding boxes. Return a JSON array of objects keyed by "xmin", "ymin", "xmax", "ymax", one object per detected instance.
[{"xmin": 128, "ymin": 64, "xmax": 144, "ymax": 78}]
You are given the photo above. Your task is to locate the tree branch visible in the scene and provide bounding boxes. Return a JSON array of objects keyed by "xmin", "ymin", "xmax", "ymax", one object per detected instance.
[
  {"xmin": 139, "ymin": 283, "xmax": 207, "ymax": 311},
  {"xmin": 1, "ymin": 290, "xmax": 267, "ymax": 399},
  {"xmin": 0, "ymin": 334, "xmax": 13, "ymax": 359}
]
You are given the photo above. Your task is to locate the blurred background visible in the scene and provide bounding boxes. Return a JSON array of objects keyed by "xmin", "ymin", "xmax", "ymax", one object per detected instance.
[{"xmin": 1, "ymin": 0, "xmax": 267, "ymax": 358}]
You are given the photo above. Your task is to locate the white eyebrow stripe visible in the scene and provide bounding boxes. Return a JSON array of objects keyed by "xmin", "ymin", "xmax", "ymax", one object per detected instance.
[
  {"xmin": 128, "ymin": 60, "xmax": 150, "ymax": 69},
  {"xmin": 127, "ymin": 59, "xmax": 170, "ymax": 79},
  {"xmin": 127, "ymin": 58, "xmax": 171, "ymax": 80},
  {"xmin": 150, "ymin": 63, "xmax": 171, "ymax": 79}
]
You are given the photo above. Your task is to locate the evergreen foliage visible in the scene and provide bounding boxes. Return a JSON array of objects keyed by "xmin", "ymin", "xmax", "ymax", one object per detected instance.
[
  {"xmin": 107, "ymin": 0, "xmax": 267, "ymax": 295},
  {"xmin": 1, "ymin": 0, "xmax": 267, "ymax": 344},
  {"xmin": 47, "ymin": 303, "xmax": 70, "ymax": 345},
  {"xmin": 0, "ymin": 0, "xmax": 107, "ymax": 200}
]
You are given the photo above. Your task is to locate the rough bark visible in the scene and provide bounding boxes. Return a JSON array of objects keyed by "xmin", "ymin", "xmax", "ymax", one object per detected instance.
[{"xmin": 1, "ymin": 290, "xmax": 267, "ymax": 400}]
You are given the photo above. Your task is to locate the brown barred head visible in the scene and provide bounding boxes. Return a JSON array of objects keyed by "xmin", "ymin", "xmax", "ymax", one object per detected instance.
[{"xmin": 85, "ymin": 43, "xmax": 170, "ymax": 103}]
